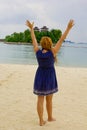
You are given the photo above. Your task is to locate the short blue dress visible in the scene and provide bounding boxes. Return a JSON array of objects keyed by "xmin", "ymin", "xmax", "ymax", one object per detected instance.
[{"xmin": 33, "ymin": 49, "xmax": 58, "ymax": 96}]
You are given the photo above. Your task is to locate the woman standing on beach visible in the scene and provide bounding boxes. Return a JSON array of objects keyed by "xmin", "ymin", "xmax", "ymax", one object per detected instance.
[{"xmin": 26, "ymin": 19, "xmax": 74, "ymax": 126}]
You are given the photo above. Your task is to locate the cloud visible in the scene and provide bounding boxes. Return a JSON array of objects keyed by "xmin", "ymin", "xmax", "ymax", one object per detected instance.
[
  {"xmin": 0, "ymin": 0, "xmax": 87, "ymax": 42},
  {"xmin": 0, "ymin": 1, "xmax": 36, "ymax": 24}
]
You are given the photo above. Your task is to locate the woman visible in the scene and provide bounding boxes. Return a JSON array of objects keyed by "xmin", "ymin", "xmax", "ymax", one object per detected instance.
[{"xmin": 26, "ymin": 19, "xmax": 74, "ymax": 126}]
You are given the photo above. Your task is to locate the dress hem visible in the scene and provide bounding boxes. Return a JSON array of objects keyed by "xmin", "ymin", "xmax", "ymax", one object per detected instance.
[{"xmin": 33, "ymin": 89, "xmax": 58, "ymax": 96}]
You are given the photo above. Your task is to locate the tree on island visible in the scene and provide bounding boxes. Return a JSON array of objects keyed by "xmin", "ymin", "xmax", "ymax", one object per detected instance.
[{"xmin": 5, "ymin": 26, "xmax": 62, "ymax": 44}]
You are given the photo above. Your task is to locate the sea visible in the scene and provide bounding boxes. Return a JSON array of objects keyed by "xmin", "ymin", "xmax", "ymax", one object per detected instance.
[{"xmin": 0, "ymin": 42, "xmax": 87, "ymax": 67}]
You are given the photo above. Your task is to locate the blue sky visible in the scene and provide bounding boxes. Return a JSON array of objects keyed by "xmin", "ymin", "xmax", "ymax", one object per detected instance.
[{"xmin": 0, "ymin": 0, "xmax": 87, "ymax": 43}]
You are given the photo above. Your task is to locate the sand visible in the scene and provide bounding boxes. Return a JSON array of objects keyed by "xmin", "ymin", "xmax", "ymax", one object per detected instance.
[{"xmin": 0, "ymin": 64, "xmax": 87, "ymax": 130}]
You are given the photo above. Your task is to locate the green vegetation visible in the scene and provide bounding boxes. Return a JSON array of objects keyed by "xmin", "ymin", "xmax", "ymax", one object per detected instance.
[{"xmin": 5, "ymin": 29, "xmax": 62, "ymax": 44}]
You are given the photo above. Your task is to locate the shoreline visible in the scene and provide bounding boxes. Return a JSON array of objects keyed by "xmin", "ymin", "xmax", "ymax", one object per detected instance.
[
  {"xmin": 0, "ymin": 64, "xmax": 87, "ymax": 130},
  {"xmin": 0, "ymin": 62, "xmax": 87, "ymax": 68},
  {"xmin": 0, "ymin": 41, "xmax": 32, "ymax": 45}
]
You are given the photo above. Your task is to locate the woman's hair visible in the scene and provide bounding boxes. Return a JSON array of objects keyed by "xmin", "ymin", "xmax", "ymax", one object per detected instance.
[
  {"xmin": 40, "ymin": 36, "xmax": 52, "ymax": 50},
  {"xmin": 40, "ymin": 36, "xmax": 57, "ymax": 63}
]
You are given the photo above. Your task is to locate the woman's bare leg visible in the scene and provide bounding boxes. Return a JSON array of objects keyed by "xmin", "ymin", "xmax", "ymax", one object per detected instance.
[
  {"xmin": 37, "ymin": 96, "xmax": 46, "ymax": 126},
  {"xmin": 46, "ymin": 94, "xmax": 56, "ymax": 121}
]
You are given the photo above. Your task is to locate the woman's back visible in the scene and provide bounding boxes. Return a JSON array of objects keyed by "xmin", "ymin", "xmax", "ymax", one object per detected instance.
[{"xmin": 36, "ymin": 49, "xmax": 55, "ymax": 68}]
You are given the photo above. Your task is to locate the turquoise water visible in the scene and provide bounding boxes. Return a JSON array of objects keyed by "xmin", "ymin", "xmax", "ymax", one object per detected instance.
[{"xmin": 0, "ymin": 42, "xmax": 87, "ymax": 67}]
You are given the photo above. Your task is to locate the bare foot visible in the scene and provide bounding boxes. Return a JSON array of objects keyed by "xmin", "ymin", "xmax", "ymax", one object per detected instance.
[
  {"xmin": 40, "ymin": 120, "xmax": 46, "ymax": 126},
  {"xmin": 48, "ymin": 118, "xmax": 56, "ymax": 122}
]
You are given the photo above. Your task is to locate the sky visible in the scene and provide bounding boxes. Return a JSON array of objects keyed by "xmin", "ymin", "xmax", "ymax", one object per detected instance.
[{"xmin": 0, "ymin": 0, "xmax": 87, "ymax": 43}]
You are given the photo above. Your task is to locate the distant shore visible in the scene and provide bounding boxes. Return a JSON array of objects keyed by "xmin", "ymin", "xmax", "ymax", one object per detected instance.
[
  {"xmin": 0, "ymin": 40, "xmax": 31, "ymax": 45},
  {"xmin": 0, "ymin": 39, "xmax": 5, "ymax": 42}
]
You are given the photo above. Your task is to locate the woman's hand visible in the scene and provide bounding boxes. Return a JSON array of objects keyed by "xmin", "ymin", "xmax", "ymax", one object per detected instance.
[
  {"xmin": 67, "ymin": 19, "xmax": 74, "ymax": 30},
  {"xmin": 26, "ymin": 20, "xmax": 34, "ymax": 30},
  {"xmin": 53, "ymin": 19, "xmax": 74, "ymax": 54}
]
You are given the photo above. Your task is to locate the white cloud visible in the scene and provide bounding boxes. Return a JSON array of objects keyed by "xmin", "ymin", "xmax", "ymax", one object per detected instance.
[{"xmin": 0, "ymin": 0, "xmax": 87, "ymax": 42}]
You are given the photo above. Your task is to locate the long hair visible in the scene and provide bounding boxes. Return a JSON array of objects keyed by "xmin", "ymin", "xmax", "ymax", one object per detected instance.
[
  {"xmin": 40, "ymin": 36, "xmax": 57, "ymax": 63},
  {"xmin": 40, "ymin": 36, "xmax": 52, "ymax": 51}
]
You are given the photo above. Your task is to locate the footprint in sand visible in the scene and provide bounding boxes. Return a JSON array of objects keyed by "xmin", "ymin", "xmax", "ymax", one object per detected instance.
[{"xmin": 0, "ymin": 73, "xmax": 14, "ymax": 86}]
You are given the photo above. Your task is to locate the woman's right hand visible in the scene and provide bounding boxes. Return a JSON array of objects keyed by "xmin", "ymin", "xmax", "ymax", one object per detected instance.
[
  {"xmin": 26, "ymin": 20, "xmax": 34, "ymax": 30},
  {"xmin": 67, "ymin": 19, "xmax": 74, "ymax": 30}
]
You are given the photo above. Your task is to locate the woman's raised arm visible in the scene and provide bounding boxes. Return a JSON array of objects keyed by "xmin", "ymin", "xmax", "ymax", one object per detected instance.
[
  {"xmin": 26, "ymin": 20, "xmax": 39, "ymax": 52},
  {"xmin": 53, "ymin": 19, "xmax": 74, "ymax": 54}
]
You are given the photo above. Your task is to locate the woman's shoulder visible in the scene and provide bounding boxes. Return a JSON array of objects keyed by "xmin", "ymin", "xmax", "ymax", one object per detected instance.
[
  {"xmin": 36, "ymin": 49, "xmax": 41, "ymax": 55},
  {"xmin": 34, "ymin": 46, "xmax": 39, "ymax": 53}
]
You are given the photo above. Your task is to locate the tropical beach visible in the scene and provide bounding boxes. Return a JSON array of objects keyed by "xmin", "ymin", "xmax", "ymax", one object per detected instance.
[
  {"xmin": 0, "ymin": 64, "xmax": 87, "ymax": 130},
  {"xmin": 0, "ymin": 0, "xmax": 87, "ymax": 129}
]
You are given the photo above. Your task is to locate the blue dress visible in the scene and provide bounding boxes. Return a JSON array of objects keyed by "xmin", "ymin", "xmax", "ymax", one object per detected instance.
[{"xmin": 33, "ymin": 49, "xmax": 58, "ymax": 96}]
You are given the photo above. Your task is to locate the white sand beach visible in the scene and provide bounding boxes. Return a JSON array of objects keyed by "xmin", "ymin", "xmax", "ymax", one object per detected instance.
[{"xmin": 0, "ymin": 64, "xmax": 87, "ymax": 130}]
